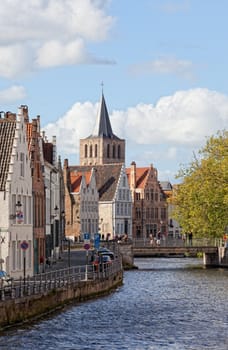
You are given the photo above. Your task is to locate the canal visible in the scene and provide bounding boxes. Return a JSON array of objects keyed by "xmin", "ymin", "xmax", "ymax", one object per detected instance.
[{"xmin": 0, "ymin": 257, "xmax": 228, "ymax": 349}]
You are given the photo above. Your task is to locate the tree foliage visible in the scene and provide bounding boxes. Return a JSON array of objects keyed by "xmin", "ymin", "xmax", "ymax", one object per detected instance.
[{"xmin": 173, "ymin": 130, "xmax": 228, "ymax": 238}]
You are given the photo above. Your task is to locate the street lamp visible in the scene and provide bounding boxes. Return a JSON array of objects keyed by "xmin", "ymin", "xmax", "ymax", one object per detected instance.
[{"xmin": 51, "ymin": 205, "xmax": 59, "ymax": 261}]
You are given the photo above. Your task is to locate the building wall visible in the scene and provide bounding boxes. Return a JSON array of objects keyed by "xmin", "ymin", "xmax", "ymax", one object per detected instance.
[
  {"xmin": 129, "ymin": 163, "xmax": 168, "ymax": 239},
  {"xmin": 7, "ymin": 108, "xmax": 33, "ymax": 278}
]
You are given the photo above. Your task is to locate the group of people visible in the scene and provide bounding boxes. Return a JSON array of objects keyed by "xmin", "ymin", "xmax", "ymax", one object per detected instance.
[{"xmin": 149, "ymin": 232, "xmax": 162, "ymax": 246}]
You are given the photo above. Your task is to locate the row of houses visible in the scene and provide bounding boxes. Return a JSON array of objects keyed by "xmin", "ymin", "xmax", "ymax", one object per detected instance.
[
  {"xmin": 0, "ymin": 106, "xmax": 64, "ymax": 278},
  {"xmin": 63, "ymin": 93, "xmax": 172, "ymax": 242},
  {"xmin": 0, "ymin": 93, "xmax": 179, "ymax": 278}
]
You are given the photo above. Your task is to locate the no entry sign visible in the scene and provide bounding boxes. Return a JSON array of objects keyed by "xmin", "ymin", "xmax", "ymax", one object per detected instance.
[{"xmin": 20, "ymin": 241, "xmax": 29, "ymax": 250}]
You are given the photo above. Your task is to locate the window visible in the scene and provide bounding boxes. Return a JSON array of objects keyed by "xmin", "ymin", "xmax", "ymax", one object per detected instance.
[
  {"xmin": 118, "ymin": 145, "xmax": 121, "ymax": 159},
  {"xmin": 136, "ymin": 207, "xmax": 141, "ymax": 219},
  {"xmin": 161, "ymin": 207, "xmax": 167, "ymax": 220},
  {"xmin": 107, "ymin": 144, "xmax": 110, "ymax": 158},
  {"xmin": 123, "ymin": 176, "xmax": 126, "ymax": 187},
  {"xmin": 112, "ymin": 145, "xmax": 116, "ymax": 158},
  {"xmin": 136, "ymin": 192, "xmax": 141, "ymax": 201},
  {"xmin": 84, "ymin": 145, "xmax": 88, "ymax": 158},
  {"xmin": 95, "ymin": 144, "xmax": 98, "ymax": 157},
  {"xmin": 20, "ymin": 152, "xmax": 25, "ymax": 177},
  {"xmin": 89, "ymin": 145, "xmax": 93, "ymax": 157}
]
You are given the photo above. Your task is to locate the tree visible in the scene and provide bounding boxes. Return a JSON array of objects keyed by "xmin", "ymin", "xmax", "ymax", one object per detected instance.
[{"xmin": 173, "ymin": 130, "xmax": 228, "ymax": 238}]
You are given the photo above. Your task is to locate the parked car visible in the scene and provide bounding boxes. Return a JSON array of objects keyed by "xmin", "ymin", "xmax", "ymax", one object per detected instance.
[
  {"xmin": 92, "ymin": 254, "xmax": 112, "ymax": 271},
  {"xmin": 99, "ymin": 251, "xmax": 115, "ymax": 260},
  {"xmin": 97, "ymin": 248, "xmax": 115, "ymax": 260},
  {"xmin": 0, "ymin": 270, "xmax": 13, "ymax": 289},
  {"xmin": 101, "ymin": 255, "xmax": 112, "ymax": 264}
]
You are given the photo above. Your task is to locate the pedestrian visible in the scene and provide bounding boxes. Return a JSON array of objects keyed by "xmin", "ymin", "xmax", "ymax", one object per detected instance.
[{"xmin": 189, "ymin": 232, "xmax": 193, "ymax": 246}]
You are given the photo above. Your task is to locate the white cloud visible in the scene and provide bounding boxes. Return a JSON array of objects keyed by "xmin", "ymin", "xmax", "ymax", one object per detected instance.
[
  {"xmin": 0, "ymin": 0, "xmax": 114, "ymax": 77},
  {"xmin": 0, "ymin": 85, "xmax": 26, "ymax": 103},
  {"xmin": 130, "ymin": 56, "xmax": 196, "ymax": 81},
  {"xmin": 43, "ymin": 88, "xmax": 228, "ymax": 180}
]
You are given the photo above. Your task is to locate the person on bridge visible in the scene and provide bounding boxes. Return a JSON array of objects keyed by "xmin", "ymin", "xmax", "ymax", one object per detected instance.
[{"xmin": 189, "ymin": 232, "xmax": 193, "ymax": 246}]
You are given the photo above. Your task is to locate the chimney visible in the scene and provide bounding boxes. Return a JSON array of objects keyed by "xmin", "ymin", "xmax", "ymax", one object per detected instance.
[
  {"xmin": 5, "ymin": 111, "xmax": 16, "ymax": 121},
  {"xmin": 20, "ymin": 105, "xmax": 29, "ymax": 123},
  {"xmin": 130, "ymin": 161, "xmax": 136, "ymax": 189}
]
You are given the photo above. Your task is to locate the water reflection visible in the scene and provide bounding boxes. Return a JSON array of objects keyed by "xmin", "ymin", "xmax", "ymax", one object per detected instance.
[{"xmin": 1, "ymin": 258, "xmax": 228, "ymax": 350}]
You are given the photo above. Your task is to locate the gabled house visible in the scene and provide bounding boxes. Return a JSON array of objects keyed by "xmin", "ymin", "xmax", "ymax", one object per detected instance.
[
  {"xmin": 0, "ymin": 108, "xmax": 33, "ymax": 278},
  {"xmin": 126, "ymin": 161, "xmax": 168, "ymax": 239},
  {"xmin": 66, "ymin": 163, "xmax": 132, "ymax": 240},
  {"xmin": 160, "ymin": 181, "xmax": 182, "ymax": 238},
  {"xmin": 64, "ymin": 160, "xmax": 99, "ymax": 241},
  {"xmin": 25, "ymin": 106, "xmax": 46, "ymax": 273},
  {"xmin": 42, "ymin": 135, "xmax": 64, "ymax": 262}
]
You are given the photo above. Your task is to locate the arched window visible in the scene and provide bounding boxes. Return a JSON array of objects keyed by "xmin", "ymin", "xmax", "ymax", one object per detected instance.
[
  {"xmin": 90, "ymin": 145, "xmax": 93, "ymax": 157},
  {"xmin": 84, "ymin": 144, "xmax": 88, "ymax": 158},
  {"xmin": 95, "ymin": 144, "xmax": 98, "ymax": 157},
  {"xmin": 113, "ymin": 145, "xmax": 116, "ymax": 158},
  {"xmin": 118, "ymin": 145, "xmax": 121, "ymax": 158},
  {"xmin": 107, "ymin": 144, "xmax": 110, "ymax": 158}
]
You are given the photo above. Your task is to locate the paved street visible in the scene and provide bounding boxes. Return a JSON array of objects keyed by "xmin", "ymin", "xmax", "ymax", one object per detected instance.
[{"xmin": 45, "ymin": 249, "xmax": 92, "ymax": 272}]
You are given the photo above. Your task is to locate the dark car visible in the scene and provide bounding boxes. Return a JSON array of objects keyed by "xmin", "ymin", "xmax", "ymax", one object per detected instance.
[
  {"xmin": 101, "ymin": 255, "xmax": 112, "ymax": 264},
  {"xmin": 99, "ymin": 251, "xmax": 115, "ymax": 260}
]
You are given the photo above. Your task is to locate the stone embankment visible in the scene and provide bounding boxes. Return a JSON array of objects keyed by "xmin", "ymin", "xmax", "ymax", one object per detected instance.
[{"xmin": 0, "ymin": 260, "xmax": 123, "ymax": 330}]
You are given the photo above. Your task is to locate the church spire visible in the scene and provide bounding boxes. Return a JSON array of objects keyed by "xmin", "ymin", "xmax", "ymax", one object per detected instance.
[{"xmin": 92, "ymin": 93, "xmax": 115, "ymax": 138}]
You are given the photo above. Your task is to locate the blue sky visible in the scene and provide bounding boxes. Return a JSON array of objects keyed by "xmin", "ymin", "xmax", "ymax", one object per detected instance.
[{"xmin": 0, "ymin": 0, "xmax": 228, "ymax": 183}]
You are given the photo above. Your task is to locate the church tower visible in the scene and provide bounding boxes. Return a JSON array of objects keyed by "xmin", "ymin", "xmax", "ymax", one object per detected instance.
[{"xmin": 80, "ymin": 93, "xmax": 125, "ymax": 165}]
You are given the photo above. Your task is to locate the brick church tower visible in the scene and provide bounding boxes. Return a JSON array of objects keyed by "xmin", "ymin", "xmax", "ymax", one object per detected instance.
[{"xmin": 79, "ymin": 93, "xmax": 125, "ymax": 165}]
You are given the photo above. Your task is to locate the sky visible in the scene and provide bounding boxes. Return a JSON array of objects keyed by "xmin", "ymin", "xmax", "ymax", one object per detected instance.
[{"xmin": 0, "ymin": 0, "xmax": 228, "ymax": 184}]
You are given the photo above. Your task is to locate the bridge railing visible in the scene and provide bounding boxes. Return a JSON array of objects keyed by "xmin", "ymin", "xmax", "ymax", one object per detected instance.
[
  {"xmin": 0, "ymin": 259, "xmax": 122, "ymax": 302},
  {"xmin": 132, "ymin": 237, "xmax": 221, "ymax": 248}
]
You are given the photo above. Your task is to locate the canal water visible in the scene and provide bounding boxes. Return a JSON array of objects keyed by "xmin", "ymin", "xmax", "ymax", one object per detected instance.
[{"xmin": 0, "ymin": 257, "xmax": 228, "ymax": 350}]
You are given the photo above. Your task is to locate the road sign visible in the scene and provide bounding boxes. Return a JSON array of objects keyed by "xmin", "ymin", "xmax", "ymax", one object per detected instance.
[
  {"xmin": 84, "ymin": 233, "xmax": 90, "ymax": 241},
  {"xmin": 20, "ymin": 241, "xmax": 29, "ymax": 250},
  {"xmin": 94, "ymin": 233, "xmax": 100, "ymax": 250},
  {"xmin": 84, "ymin": 243, "xmax": 90, "ymax": 250}
]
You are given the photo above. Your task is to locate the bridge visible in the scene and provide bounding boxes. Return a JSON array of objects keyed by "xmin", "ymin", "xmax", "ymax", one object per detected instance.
[
  {"xmin": 130, "ymin": 237, "xmax": 227, "ymax": 267},
  {"xmin": 132, "ymin": 237, "xmax": 218, "ymax": 257}
]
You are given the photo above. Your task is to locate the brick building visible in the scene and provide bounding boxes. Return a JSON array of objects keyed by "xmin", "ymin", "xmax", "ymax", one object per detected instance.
[{"xmin": 126, "ymin": 161, "xmax": 168, "ymax": 239}]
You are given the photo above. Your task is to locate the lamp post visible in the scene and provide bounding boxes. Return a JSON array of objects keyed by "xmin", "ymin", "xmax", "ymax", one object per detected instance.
[{"xmin": 52, "ymin": 205, "xmax": 58, "ymax": 261}]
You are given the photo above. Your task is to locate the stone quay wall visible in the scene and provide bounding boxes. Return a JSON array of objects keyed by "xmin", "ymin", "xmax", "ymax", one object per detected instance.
[{"xmin": 0, "ymin": 270, "xmax": 123, "ymax": 330}]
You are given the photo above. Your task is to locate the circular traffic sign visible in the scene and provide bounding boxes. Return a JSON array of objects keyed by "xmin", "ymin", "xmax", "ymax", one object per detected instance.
[
  {"xmin": 84, "ymin": 243, "xmax": 90, "ymax": 250},
  {"xmin": 20, "ymin": 241, "xmax": 29, "ymax": 250}
]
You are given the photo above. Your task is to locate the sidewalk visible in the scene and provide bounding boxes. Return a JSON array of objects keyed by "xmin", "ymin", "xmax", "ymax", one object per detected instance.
[{"xmin": 44, "ymin": 249, "xmax": 90, "ymax": 272}]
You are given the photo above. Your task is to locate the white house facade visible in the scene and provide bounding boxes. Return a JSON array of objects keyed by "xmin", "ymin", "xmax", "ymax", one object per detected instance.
[{"xmin": 0, "ymin": 107, "xmax": 33, "ymax": 278}]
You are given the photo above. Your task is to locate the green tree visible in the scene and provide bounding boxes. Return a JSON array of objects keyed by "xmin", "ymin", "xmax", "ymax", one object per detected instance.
[{"xmin": 173, "ymin": 130, "xmax": 228, "ymax": 238}]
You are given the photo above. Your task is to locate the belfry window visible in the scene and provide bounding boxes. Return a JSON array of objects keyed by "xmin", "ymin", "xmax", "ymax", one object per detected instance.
[
  {"xmin": 85, "ymin": 145, "xmax": 88, "ymax": 158},
  {"xmin": 107, "ymin": 144, "xmax": 110, "ymax": 158},
  {"xmin": 118, "ymin": 145, "xmax": 121, "ymax": 158},
  {"xmin": 90, "ymin": 145, "xmax": 93, "ymax": 157},
  {"xmin": 95, "ymin": 144, "xmax": 98, "ymax": 157},
  {"xmin": 113, "ymin": 145, "xmax": 116, "ymax": 158}
]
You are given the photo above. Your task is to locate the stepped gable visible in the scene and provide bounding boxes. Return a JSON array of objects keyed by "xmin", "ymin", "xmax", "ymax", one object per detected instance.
[
  {"xmin": 125, "ymin": 166, "xmax": 149, "ymax": 189},
  {"xmin": 0, "ymin": 118, "xmax": 16, "ymax": 190},
  {"xmin": 135, "ymin": 168, "xmax": 149, "ymax": 188},
  {"xmin": 70, "ymin": 170, "xmax": 92, "ymax": 193},
  {"xmin": 89, "ymin": 93, "xmax": 120, "ymax": 140},
  {"xmin": 69, "ymin": 163, "xmax": 122, "ymax": 201}
]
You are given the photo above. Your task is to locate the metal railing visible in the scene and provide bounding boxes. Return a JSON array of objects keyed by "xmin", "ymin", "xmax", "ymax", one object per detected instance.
[
  {"xmin": 0, "ymin": 259, "xmax": 122, "ymax": 302},
  {"xmin": 131, "ymin": 237, "xmax": 223, "ymax": 248}
]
